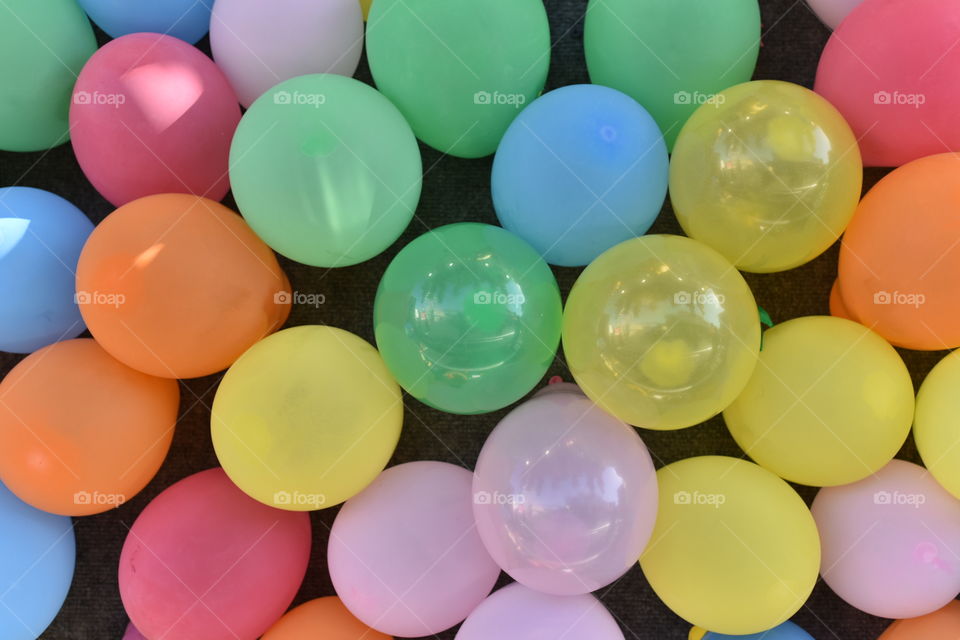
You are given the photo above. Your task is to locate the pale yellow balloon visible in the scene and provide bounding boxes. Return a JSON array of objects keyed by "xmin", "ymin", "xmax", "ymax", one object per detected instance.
[
  {"xmin": 562, "ymin": 234, "xmax": 760, "ymax": 430},
  {"xmin": 211, "ymin": 325, "xmax": 402, "ymax": 510},
  {"xmin": 670, "ymin": 80, "xmax": 863, "ymax": 273},
  {"xmin": 360, "ymin": 0, "xmax": 372, "ymax": 19},
  {"xmin": 724, "ymin": 316, "xmax": 914, "ymax": 486},
  {"xmin": 639, "ymin": 456, "xmax": 820, "ymax": 635},
  {"xmin": 915, "ymin": 349, "xmax": 960, "ymax": 499}
]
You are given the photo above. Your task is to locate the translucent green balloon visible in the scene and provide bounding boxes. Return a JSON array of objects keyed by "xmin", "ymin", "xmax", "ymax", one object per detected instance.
[
  {"xmin": 374, "ymin": 223, "xmax": 562, "ymax": 414},
  {"xmin": 230, "ymin": 74, "xmax": 422, "ymax": 267},
  {"xmin": 0, "ymin": 0, "xmax": 97, "ymax": 151},
  {"xmin": 584, "ymin": 0, "xmax": 760, "ymax": 150},
  {"xmin": 366, "ymin": 0, "xmax": 550, "ymax": 158}
]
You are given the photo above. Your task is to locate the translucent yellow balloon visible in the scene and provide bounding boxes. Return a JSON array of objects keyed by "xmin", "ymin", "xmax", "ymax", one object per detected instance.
[
  {"xmin": 915, "ymin": 349, "xmax": 960, "ymax": 500},
  {"xmin": 670, "ymin": 80, "xmax": 863, "ymax": 273},
  {"xmin": 562, "ymin": 234, "xmax": 760, "ymax": 430},
  {"xmin": 211, "ymin": 325, "xmax": 402, "ymax": 510},
  {"xmin": 724, "ymin": 316, "xmax": 914, "ymax": 487},
  {"xmin": 639, "ymin": 456, "xmax": 820, "ymax": 635}
]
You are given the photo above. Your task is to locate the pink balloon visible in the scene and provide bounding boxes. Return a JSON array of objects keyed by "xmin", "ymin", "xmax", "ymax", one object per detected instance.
[
  {"xmin": 328, "ymin": 461, "xmax": 500, "ymax": 637},
  {"xmin": 70, "ymin": 33, "xmax": 240, "ymax": 206},
  {"xmin": 811, "ymin": 459, "xmax": 960, "ymax": 618},
  {"xmin": 814, "ymin": 0, "xmax": 960, "ymax": 166},
  {"xmin": 473, "ymin": 384, "xmax": 657, "ymax": 595},
  {"xmin": 806, "ymin": 0, "xmax": 864, "ymax": 29},
  {"xmin": 455, "ymin": 582, "xmax": 624, "ymax": 640},
  {"xmin": 118, "ymin": 468, "xmax": 311, "ymax": 640}
]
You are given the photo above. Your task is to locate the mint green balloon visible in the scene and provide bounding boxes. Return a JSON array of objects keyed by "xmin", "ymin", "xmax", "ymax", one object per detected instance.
[
  {"xmin": 229, "ymin": 74, "xmax": 422, "ymax": 267},
  {"xmin": 366, "ymin": 0, "xmax": 550, "ymax": 158},
  {"xmin": 584, "ymin": 0, "xmax": 760, "ymax": 150},
  {"xmin": 0, "ymin": 0, "xmax": 97, "ymax": 151},
  {"xmin": 374, "ymin": 223, "xmax": 562, "ymax": 414}
]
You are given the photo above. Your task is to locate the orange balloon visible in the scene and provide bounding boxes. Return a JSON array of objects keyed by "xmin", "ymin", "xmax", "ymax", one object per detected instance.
[
  {"xmin": 0, "ymin": 339, "xmax": 179, "ymax": 515},
  {"xmin": 262, "ymin": 597, "xmax": 392, "ymax": 640},
  {"xmin": 76, "ymin": 193, "xmax": 290, "ymax": 378},
  {"xmin": 829, "ymin": 278, "xmax": 856, "ymax": 322},
  {"xmin": 879, "ymin": 600, "xmax": 960, "ymax": 639},
  {"xmin": 838, "ymin": 153, "xmax": 960, "ymax": 350}
]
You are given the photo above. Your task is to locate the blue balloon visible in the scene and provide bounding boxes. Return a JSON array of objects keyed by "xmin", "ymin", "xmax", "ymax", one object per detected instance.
[
  {"xmin": 76, "ymin": 0, "xmax": 213, "ymax": 44},
  {"xmin": 0, "ymin": 481, "xmax": 75, "ymax": 640},
  {"xmin": 491, "ymin": 84, "xmax": 668, "ymax": 267},
  {"xmin": 0, "ymin": 187, "xmax": 93, "ymax": 354},
  {"xmin": 704, "ymin": 621, "xmax": 815, "ymax": 640}
]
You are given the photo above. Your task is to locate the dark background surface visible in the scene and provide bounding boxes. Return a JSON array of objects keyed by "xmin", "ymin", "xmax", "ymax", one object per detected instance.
[{"xmin": 0, "ymin": 0, "xmax": 948, "ymax": 638}]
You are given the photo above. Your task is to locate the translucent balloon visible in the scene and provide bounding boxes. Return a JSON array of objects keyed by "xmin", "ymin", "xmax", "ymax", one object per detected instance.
[
  {"xmin": 492, "ymin": 84, "xmax": 669, "ymax": 267},
  {"xmin": 262, "ymin": 597, "xmax": 390, "ymax": 640},
  {"xmin": 212, "ymin": 325, "xmax": 402, "ymax": 510},
  {"xmin": 584, "ymin": 0, "xmax": 760, "ymax": 150},
  {"xmin": 0, "ymin": 0, "xmax": 96, "ymax": 151},
  {"xmin": 837, "ymin": 153, "xmax": 960, "ymax": 349},
  {"xmin": 724, "ymin": 316, "xmax": 914, "ymax": 486},
  {"xmin": 703, "ymin": 621, "xmax": 814, "ymax": 640},
  {"xmin": 562, "ymin": 234, "xmax": 760, "ymax": 430},
  {"xmin": 916, "ymin": 350, "xmax": 960, "ymax": 499},
  {"xmin": 811, "ymin": 460, "xmax": 960, "ymax": 618},
  {"xmin": 806, "ymin": 0, "xmax": 864, "ymax": 29},
  {"xmin": 455, "ymin": 582, "xmax": 624, "ymax": 640},
  {"xmin": 670, "ymin": 80, "xmax": 862, "ymax": 273},
  {"xmin": 119, "ymin": 469, "xmax": 311, "ymax": 640},
  {"xmin": 76, "ymin": 0, "xmax": 212, "ymax": 43},
  {"xmin": 374, "ymin": 223, "xmax": 562, "ymax": 414},
  {"xmin": 0, "ymin": 187, "xmax": 93, "ymax": 353},
  {"xmin": 77, "ymin": 194, "xmax": 290, "ymax": 379},
  {"xmin": 230, "ymin": 74, "xmax": 421, "ymax": 267},
  {"xmin": 878, "ymin": 600, "xmax": 960, "ymax": 639},
  {"xmin": 328, "ymin": 462, "xmax": 500, "ymax": 637},
  {"xmin": 639, "ymin": 456, "xmax": 820, "ymax": 635},
  {"xmin": 0, "ymin": 339, "xmax": 179, "ymax": 516},
  {"xmin": 473, "ymin": 383, "xmax": 658, "ymax": 594},
  {"xmin": 0, "ymin": 481, "xmax": 75, "ymax": 640},
  {"xmin": 366, "ymin": 0, "xmax": 550, "ymax": 158}
]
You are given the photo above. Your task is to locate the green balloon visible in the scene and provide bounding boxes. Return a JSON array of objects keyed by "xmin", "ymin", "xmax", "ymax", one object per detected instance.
[
  {"xmin": 230, "ymin": 74, "xmax": 422, "ymax": 267},
  {"xmin": 0, "ymin": 0, "xmax": 97, "ymax": 152},
  {"xmin": 374, "ymin": 223, "xmax": 562, "ymax": 414},
  {"xmin": 584, "ymin": 0, "xmax": 760, "ymax": 150},
  {"xmin": 366, "ymin": 0, "xmax": 550, "ymax": 158}
]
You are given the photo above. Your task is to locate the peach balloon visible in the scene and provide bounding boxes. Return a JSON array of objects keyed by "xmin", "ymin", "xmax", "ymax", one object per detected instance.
[
  {"xmin": 0, "ymin": 339, "xmax": 179, "ymax": 516},
  {"xmin": 262, "ymin": 597, "xmax": 391, "ymax": 640},
  {"xmin": 878, "ymin": 600, "xmax": 960, "ymax": 639},
  {"xmin": 77, "ymin": 194, "xmax": 290, "ymax": 378}
]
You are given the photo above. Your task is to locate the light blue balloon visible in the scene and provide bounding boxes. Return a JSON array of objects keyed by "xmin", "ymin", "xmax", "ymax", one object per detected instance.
[
  {"xmin": 491, "ymin": 84, "xmax": 668, "ymax": 267},
  {"xmin": 0, "ymin": 187, "xmax": 93, "ymax": 354},
  {"xmin": 0, "ymin": 482, "xmax": 76, "ymax": 640},
  {"xmin": 76, "ymin": 0, "xmax": 213, "ymax": 44},
  {"xmin": 704, "ymin": 621, "xmax": 815, "ymax": 640}
]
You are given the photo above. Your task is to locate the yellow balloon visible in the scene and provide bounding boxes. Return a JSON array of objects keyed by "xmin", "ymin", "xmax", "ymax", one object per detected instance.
[
  {"xmin": 670, "ymin": 80, "xmax": 863, "ymax": 273},
  {"xmin": 724, "ymin": 316, "xmax": 914, "ymax": 487},
  {"xmin": 211, "ymin": 325, "xmax": 402, "ymax": 510},
  {"xmin": 360, "ymin": 0, "xmax": 372, "ymax": 20},
  {"xmin": 639, "ymin": 456, "xmax": 820, "ymax": 635},
  {"xmin": 915, "ymin": 349, "xmax": 960, "ymax": 500},
  {"xmin": 562, "ymin": 234, "xmax": 760, "ymax": 430}
]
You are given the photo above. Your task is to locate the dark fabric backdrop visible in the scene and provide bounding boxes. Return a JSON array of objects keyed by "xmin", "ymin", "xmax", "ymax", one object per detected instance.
[{"xmin": 0, "ymin": 0, "xmax": 947, "ymax": 638}]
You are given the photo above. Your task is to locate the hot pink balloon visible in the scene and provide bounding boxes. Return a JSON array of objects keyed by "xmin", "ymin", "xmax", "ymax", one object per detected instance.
[
  {"xmin": 328, "ymin": 461, "xmax": 500, "ymax": 637},
  {"xmin": 473, "ymin": 383, "xmax": 657, "ymax": 595},
  {"xmin": 815, "ymin": 0, "xmax": 960, "ymax": 166},
  {"xmin": 806, "ymin": 0, "xmax": 864, "ymax": 29},
  {"xmin": 70, "ymin": 33, "xmax": 241, "ymax": 206},
  {"xmin": 119, "ymin": 468, "xmax": 311, "ymax": 640},
  {"xmin": 455, "ymin": 582, "xmax": 624, "ymax": 640},
  {"xmin": 811, "ymin": 459, "xmax": 960, "ymax": 618}
]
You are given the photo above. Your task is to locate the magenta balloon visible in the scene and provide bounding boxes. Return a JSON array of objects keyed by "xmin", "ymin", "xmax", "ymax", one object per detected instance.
[
  {"xmin": 122, "ymin": 622, "xmax": 146, "ymax": 640},
  {"xmin": 811, "ymin": 459, "xmax": 960, "ymax": 618},
  {"xmin": 328, "ymin": 461, "xmax": 501, "ymax": 637},
  {"xmin": 473, "ymin": 384, "xmax": 658, "ymax": 595},
  {"xmin": 118, "ymin": 469, "xmax": 311, "ymax": 640},
  {"xmin": 455, "ymin": 582, "xmax": 624, "ymax": 640}
]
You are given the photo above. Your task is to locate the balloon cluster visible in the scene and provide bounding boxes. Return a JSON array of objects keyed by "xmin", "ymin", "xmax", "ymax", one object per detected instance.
[{"xmin": 3, "ymin": 0, "xmax": 960, "ymax": 639}]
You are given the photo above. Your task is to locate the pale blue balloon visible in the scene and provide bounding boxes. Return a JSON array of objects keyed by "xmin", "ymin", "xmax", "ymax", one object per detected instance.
[
  {"xmin": 704, "ymin": 621, "xmax": 815, "ymax": 640},
  {"xmin": 0, "ymin": 482, "xmax": 76, "ymax": 640},
  {"xmin": 0, "ymin": 187, "xmax": 93, "ymax": 354},
  {"xmin": 492, "ymin": 84, "xmax": 668, "ymax": 267},
  {"xmin": 76, "ymin": 0, "xmax": 213, "ymax": 44}
]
